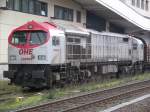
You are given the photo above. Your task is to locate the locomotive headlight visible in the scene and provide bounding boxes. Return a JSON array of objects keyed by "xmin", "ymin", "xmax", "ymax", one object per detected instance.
[
  {"xmin": 10, "ymin": 55, "xmax": 16, "ymax": 61},
  {"xmin": 38, "ymin": 55, "xmax": 46, "ymax": 60}
]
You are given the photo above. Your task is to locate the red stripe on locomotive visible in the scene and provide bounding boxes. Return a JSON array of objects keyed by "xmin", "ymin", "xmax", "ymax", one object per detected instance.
[{"xmin": 8, "ymin": 21, "xmax": 57, "ymax": 49}]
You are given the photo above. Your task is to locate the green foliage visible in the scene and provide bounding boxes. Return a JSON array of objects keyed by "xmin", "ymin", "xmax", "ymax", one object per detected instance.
[
  {"xmin": 47, "ymin": 90, "xmax": 56, "ymax": 99},
  {"xmin": 0, "ymin": 95, "xmax": 43, "ymax": 112},
  {"xmin": 0, "ymin": 80, "xmax": 21, "ymax": 93},
  {"xmin": 1, "ymin": 73, "xmax": 150, "ymax": 112}
]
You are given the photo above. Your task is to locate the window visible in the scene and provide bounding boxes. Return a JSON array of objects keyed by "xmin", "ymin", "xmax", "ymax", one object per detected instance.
[
  {"xmin": 22, "ymin": 0, "xmax": 29, "ymax": 13},
  {"xmin": 129, "ymin": 49, "xmax": 132, "ymax": 55},
  {"xmin": 35, "ymin": 1, "xmax": 48, "ymax": 16},
  {"xmin": 54, "ymin": 5, "xmax": 74, "ymax": 21},
  {"xmin": 11, "ymin": 32, "xmax": 27, "ymax": 45},
  {"xmin": 29, "ymin": 31, "xmax": 47, "ymax": 45},
  {"xmin": 40, "ymin": 2, "xmax": 48, "ymax": 16},
  {"xmin": 133, "ymin": 43, "xmax": 138, "ymax": 50},
  {"xmin": 123, "ymin": 38, "xmax": 129, "ymax": 42},
  {"xmin": 141, "ymin": 44, "xmax": 144, "ymax": 49},
  {"xmin": 52, "ymin": 36, "xmax": 60, "ymax": 46},
  {"xmin": 67, "ymin": 38, "xmax": 80, "ymax": 43},
  {"xmin": 29, "ymin": 0, "xmax": 34, "ymax": 14},
  {"xmin": 7, "ymin": 0, "xmax": 48, "ymax": 16},
  {"xmin": 7, "ymin": 0, "xmax": 14, "ymax": 10},
  {"xmin": 136, "ymin": 0, "xmax": 140, "ymax": 7},
  {"xmin": 76, "ymin": 11, "xmax": 81, "ymax": 23},
  {"xmin": 132, "ymin": 0, "xmax": 136, "ymax": 6},
  {"xmin": 131, "ymin": 0, "xmax": 149, "ymax": 11},
  {"xmin": 67, "ymin": 38, "xmax": 74, "ymax": 43},
  {"xmin": 146, "ymin": 0, "xmax": 149, "ymax": 10},
  {"xmin": 141, "ymin": 0, "xmax": 144, "ymax": 9},
  {"xmin": 11, "ymin": 31, "xmax": 47, "ymax": 45},
  {"xmin": 14, "ymin": 0, "xmax": 20, "ymax": 11}
]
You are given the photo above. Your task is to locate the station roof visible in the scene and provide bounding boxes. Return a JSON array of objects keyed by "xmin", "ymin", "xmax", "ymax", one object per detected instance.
[{"xmin": 74, "ymin": 0, "xmax": 150, "ymax": 34}]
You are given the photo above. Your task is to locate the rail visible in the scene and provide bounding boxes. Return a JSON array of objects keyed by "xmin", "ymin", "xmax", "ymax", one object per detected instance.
[{"xmin": 16, "ymin": 79, "xmax": 150, "ymax": 112}]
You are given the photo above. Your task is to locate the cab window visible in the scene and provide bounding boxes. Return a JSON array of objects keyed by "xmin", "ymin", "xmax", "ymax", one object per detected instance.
[
  {"xmin": 29, "ymin": 31, "xmax": 47, "ymax": 45},
  {"xmin": 11, "ymin": 32, "xmax": 27, "ymax": 45},
  {"xmin": 133, "ymin": 43, "xmax": 138, "ymax": 50},
  {"xmin": 52, "ymin": 36, "xmax": 60, "ymax": 46}
]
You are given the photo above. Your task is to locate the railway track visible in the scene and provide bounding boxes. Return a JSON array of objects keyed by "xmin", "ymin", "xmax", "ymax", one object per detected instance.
[
  {"xmin": 0, "ymin": 92, "xmax": 12, "ymax": 96},
  {"xmin": 16, "ymin": 80, "xmax": 150, "ymax": 112},
  {"xmin": 0, "ymin": 90, "xmax": 39, "ymax": 104},
  {"xmin": 0, "ymin": 92, "xmax": 13, "ymax": 103}
]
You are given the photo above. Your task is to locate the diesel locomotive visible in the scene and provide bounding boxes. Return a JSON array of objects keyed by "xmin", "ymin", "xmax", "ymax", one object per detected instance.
[{"xmin": 4, "ymin": 21, "xmax": 144, "ymax": 88}]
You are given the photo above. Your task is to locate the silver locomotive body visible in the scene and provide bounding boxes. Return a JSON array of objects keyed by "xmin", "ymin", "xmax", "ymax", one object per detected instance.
[{"xmin": 4, "ymin": 21, "xmax": 144, "ymax": 88}]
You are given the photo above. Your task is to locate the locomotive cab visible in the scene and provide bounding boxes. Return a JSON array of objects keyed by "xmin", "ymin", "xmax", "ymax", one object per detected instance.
[
  {"xmin": 9, "ymin": 31, "xmax": 48, "ymax": 63},
  {"xmin": 4, "ymin": 21, "xmax": 66, "ymax": 88}
]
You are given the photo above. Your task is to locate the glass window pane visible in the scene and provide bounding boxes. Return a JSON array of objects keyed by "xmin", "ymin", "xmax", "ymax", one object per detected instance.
[
  {"xmin": 7, "ymin": 0, "xmax": 47, "ymax": 16},
  {"xmin": 77, "ymin": 11, "xmax": 81, "ymax": 23},
  {"xmin": 30, "ymin": 31, "xmax": 47, "ymax": 45},
  {"xmin": 68, "ymin": 9, "xmax": 73, "ymax": 21},
  {"xmin": 7, "ymin": 0, "xmax": 14, "ymax": 10},
  {"xmin": 132, "ymin": 0, "xmax": 135, "ymax": 6},
  {"xmin": 29, "ymin": 0, "xmax": 34, "ymax": 14},
  {"xmin": 64, "ymin": 8, "xmax": 68, "ymax": 20},
  {"xmin": 141, "ymin": 0, "xmax": 144, "ymax": 9},
  {"xmin": 22, "ymin": 0, "xmax": 29, "ymax": 13},
  {"xmin": 57, "ymin": 9, "xmax": 63, "ymax": 19},
  {"xmin": 54, "ymin": 5, "xmax": 73, "ymax": 21},
  {"xmin": 14, "ymin": 0, "xmax": 20, "ymax": 11},
  {"xmin": 52, "ymin": 36, "xmax": 60, "ymax": 46},
  {"xmin": 40, "ymin": 2, "xmax": 47, "ymax": 16},
  {"xmin": 136, "ymin": 0, "xmax": 140, "ymax": 7},
  {"xmin": 34, "ymin": 2, "xmax": 48, "ymax": 16},
  {"xmin": 35, "ymin": 2, "xmax": 41, "ymax": 15},
  {"xmin": 12, "ymin": 32, "xmax": 27, "ymax": 45},
  {"xmin": 146, "ymin": 0, "xmax": 149, "ymax": 10},
  {"xmin": 54, "ymin": 6, "xmax": 63, "ymax": 19}
]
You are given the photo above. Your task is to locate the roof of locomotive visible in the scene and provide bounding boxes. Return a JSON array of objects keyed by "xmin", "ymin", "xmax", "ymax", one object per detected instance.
[
  {"xmin": 13, "ymin": 21, "xmax": 89, "ymax": 36},
  {"xmin": 86, "ymin": 29, "xmax": 129, "ymax": 37},
  {"xmin": 13, "ymin": 21, "xmax": 58, "ymax": 32},
  {"xmin": 132, "ymin": 37, "xmax": 143, "ymax": 45}
]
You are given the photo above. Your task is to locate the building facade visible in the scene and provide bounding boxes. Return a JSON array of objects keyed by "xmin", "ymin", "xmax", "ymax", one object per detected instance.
[
  {"xmin": 120, "ymin": 0, "xmax": 150, "ymax": 44},
  {"xmin": 121, "ymin": 0, "xmax": 150, "ymax": 17}
]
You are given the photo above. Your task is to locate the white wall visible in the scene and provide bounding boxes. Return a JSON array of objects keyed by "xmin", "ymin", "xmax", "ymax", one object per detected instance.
[{"xmin": 0, "ymin": 65, "xmax": 8, "ymax": 80}]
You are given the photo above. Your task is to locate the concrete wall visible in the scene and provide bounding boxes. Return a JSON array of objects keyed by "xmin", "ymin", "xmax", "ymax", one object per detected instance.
[{"xmin": 0, "ymin": 65, "xmax": 8, "ymax": 80}]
